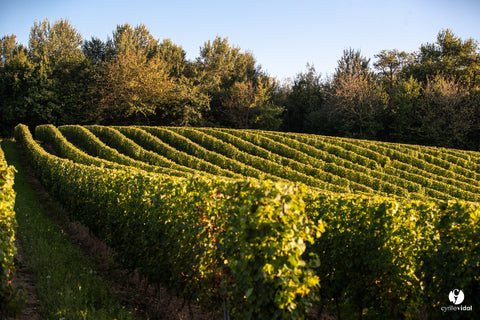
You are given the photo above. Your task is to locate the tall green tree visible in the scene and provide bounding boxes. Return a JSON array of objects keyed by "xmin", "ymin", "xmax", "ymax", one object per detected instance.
[
  {"xmin": 111, "ymin": 23, "xmax": 158, "ymax": 58},
  {"xmin": 29, "ymin": 18, "xmax": 84, "ymax": 65},
  {"xmin": 0, "ymin": 35, "xmax": 34, "ymax": 135},
  {"xmin": 335, "ymin": 48, "xmax": 370, "ymax": 77},
  {"xmin": 96, "ymin": 49, "xmax": 172, "ymax": 124},
  {"xmin": 374, "ymin": 49, "xmax": 413, "ymax": 92},
  {"xmin": 82, "ymin": 36, "xmax": 112, "ymax": 66},
  {"xmin": 417, "ymin": 74, "xmax": 476, "ymax": 148},
  {"xmin": 382, "ymin": 76, "xmax": 423, "ymax": 143},
  {"xmin": 281, "ymin": 64, "xmax": 326, "ymax": 133},
  {"xmin": 0, "ymin": 34, "xmax": 22, "ymax": 67},
  {"xmin": 196, "ymin": 36, "xmax": 266, "ymax": 127},
  {"xmin": 27, "ymin": 18, "xmax": 90, "ymax": 125},
  {"xmin": 327, "ymin": 49, "xmax": 387, "ymax": 139},
  {"xmin": 248, "ymin": 77, "xmax": 284, "ymax": 130},
  {"xmin": 158, "ymin": 38, "xmax": 188, "ymax": 78},
  {"xmin": 153, "ymin": 38, "xmax": 211, "ymax": 126},
  {"xmin": 196, "ymin": 36, "xmax": 259, "ymax": 93},
  {"xmin": 406, "ymin": 29, "xmax": 480, "ymax": 87}
]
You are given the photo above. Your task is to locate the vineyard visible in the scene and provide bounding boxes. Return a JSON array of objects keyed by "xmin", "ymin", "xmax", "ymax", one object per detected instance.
[{"xmin": 5, "ymin": 124, "xmax": 480, "ymax": 319}]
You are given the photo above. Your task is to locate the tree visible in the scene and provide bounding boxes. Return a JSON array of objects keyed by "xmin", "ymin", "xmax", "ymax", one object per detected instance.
[
  {"xmin": 282, "ymin": 64, "xmax": 326, "ymax": 133},
  {"xmin": 27, "ymin": 18, "xmax": 90, "ymax": 125},
  {"xmin": 197, "ymin": 36, "xmax": 240, "ymax": 91},
  {"xmin": 1, "ymin": 35, "xmax": 22, "ymax": 67},
  {"xmin": 0, "ymin": 19, "xmax": 90, "ymax": 132},
  {"xmin": 248, "ymin": 77, "xmax": 284, "ymax": 130},
  {"xmin": 0, "ymin": 36, "xmax": 34, "ymax": 136},
  {"xmin": 96, "ymin": 49, "xmax": 172, "ymax": 124},
  {"xmin": 417, "ymin": 74, "xmax": 475, "ymax": 148},
  {"xmin": 383, "ymin": 76, "xmax": 423, "ymax": 143},
  {"xmin": 152, "ymin": 76, "xmax": 210, "ymax": 126},
  {"xmin": 374, "ymin": 49, "xmax": 413, "ymax": 92},
  {"xmin": 82, "ymin": 36, "xmax": 113, "ymax": 65},
  {"xmin": 407, "ymin": 29, "xmax": 480, "ymax": 87},
  {"xmin": 29, "ymin": 18, "xmax": 84, "ymax": 65},
  {"xmin": 158, "ymin": 38, "xmax": 188, "ymax": 78},
  {"xmin": 218, "ymin": 80, "xmax": 255, "ymax": 128},
  {"xmin": 335, "ymin": 48, "xmax": 370, "ymax": 77},
  {"xmin": 111, "ymin": 23, "xmax": 158, "ymax": 58},
  {"xmin": 328, "ymin": 49, "xmax": 387, "ymax": 139},
  {"xmin": 196, "ymin": 36, "xmax": 263, "ymax": 127}
]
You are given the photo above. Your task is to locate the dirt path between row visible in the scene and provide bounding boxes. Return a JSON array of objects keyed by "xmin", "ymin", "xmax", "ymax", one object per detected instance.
[{"xmin": 11, "ymin": 239, "xmax": 40, "ymax": 320}]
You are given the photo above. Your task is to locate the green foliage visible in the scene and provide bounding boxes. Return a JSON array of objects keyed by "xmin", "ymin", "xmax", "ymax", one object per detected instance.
[
  {"xmin": 328, "ymin": 49, "xmax": 388, "ymax": 139},
  {"xmin": 84, "ymin": 125, "xmax": 195, "ymax": 174},
  {"xmin": 16, "ymin": 123, "xmax": 480, "ymax": 319},
  {"xmin": 2, "ymin": 139, "xmax": 136, "ymax": 319},
  {"xmin": 115, "ymin": 126, "xmax": 240, "ymax": 178},
  {"xmin": 419, "ymin": 202, "xmax": 480, "ymax": 315},
  {"xmin": 95, "ymin": 49, "xmax": 172, "ymax": 124},
  {"xmin": 142, "ymin": 126, "xmax": 276, "ymax": 180},
  {"xmin": 306, "ymin": 193, "xmax": 480, "ymax": 319},
  {"xmin": 2, "ymin": 21, "xmax": 480, "ymax": 150},
  {"xmin": 0, "ymin": 142, "xmax": 25, "ymax": 317},
  {"xmin": 36, "ymin": 124, "xmax": 190, "ymax": 178},
  {"xmin": 14, "ymin": 123, "xmax": 480, "ymax": 319},
  {"xmin": 15, "ymin": 124, "xmax": 323, "ymax": 319},
  {"xmin": 281, "ymin": 64, "xmax": 326, "ymax": 133}
]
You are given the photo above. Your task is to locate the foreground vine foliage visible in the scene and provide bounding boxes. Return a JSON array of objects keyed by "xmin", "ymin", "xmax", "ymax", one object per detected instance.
[
  {"xmin": 0, "ymin": 142, "xmax": 25, "ymax": 317},
  {"xmin": 12, "ymin": 124, "xmax": 480, "ymax": 319},
  {"xmin": 15, "ymin": 124, "xmax": 322, "ymax": 319}
]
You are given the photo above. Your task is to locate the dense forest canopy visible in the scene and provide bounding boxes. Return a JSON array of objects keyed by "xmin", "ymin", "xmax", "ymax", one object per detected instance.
[{"xmin": 1, "ymin": 19, "xmax": 479, "ymax": 150}]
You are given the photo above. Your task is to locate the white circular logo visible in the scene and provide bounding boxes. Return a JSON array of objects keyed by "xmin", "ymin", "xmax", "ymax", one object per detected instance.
[{"xmin": 449, "ymin": 289, "xmax": 465, "ymax": 305}]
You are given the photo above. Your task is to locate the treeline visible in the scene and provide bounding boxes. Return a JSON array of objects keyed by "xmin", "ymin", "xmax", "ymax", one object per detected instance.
[
  {"xmin": 1, "ymin": 19, "xmax": 480, "ymax": 150},
  {"xmin": 0, "ymin": 18, "xmax": 282, "ymax": 134},
  {"xmin": 281, "ymin": 37, "xmax": 480, "ymax": 150}
]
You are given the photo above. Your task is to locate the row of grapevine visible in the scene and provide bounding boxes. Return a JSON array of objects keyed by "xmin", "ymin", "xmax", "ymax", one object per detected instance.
[
  {"xmin": 141, "ymin": 126, "xmax": 284, "ymax": 182},
  {"xmin": 47, "ymin": 124, "xmax": 480, "ymax": 202},
  {"xmin": 388, "ymin": 144, "xmax": 478, "ymax": 181},
  {"xmin": 195, "ymin": 128, "xmax": 389, "ymax": 194},
  {"xmin": 40, "ymin": 124, "xmax": 480, "ymax": 202},
  {"xmin": 322, "ymin": 135, "xmax": 480, "ymax": 197},
  {"xmin": 402, "ymin": 144, "xmax": 480, "ymax": 174},
  {"xmin": 300, "ymin": 133, "xmax": 480, "ymax": 200},
  {"xmin": 15, "ymin": 124, "xmax": 322, "ymax": 320},
  {"xmin": 35, "ymin": 125, "xmax": 191, "ymax": 178},
  {"xmin": 22, "ymin": 124, "xmax": 480, "ymax": 319},
  {"xmin": 268, "ymin": 131, "xmax": 480, "ymax": 201},
  {"xmin": 358, "ymin": 138, "xmax": 480, "ymax": 183},
  {"xmin": 360, "ymin": 141, "xmax": 480, "ymax": 200},
  {"xmin": 114, "ymin": 126, "xmax": 242, "ymax": 179},
  {"xmin": 209, "ymin": 128, "xmax": 418, "ymax": 197},
  {"xmin": 305, "ymin": 192, "xmax": 480, "ymax": 319},
  {"xmin": 0, "ymin": 142, "xmax": 23, "ymax": 317},
  {"xmin": 239, "ymin": 129, "xmax": 438, "ymax": 199},
  {"xmin": 84, "ymin": 125, "xmax": 201, "ymax": 175},
  {"xmin": 167, "ymin": 127, "xmax": 354, "ymax": 193}
]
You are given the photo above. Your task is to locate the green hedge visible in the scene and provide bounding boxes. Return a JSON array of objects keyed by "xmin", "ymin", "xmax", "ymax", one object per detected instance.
[
  {"xmin": 305, "ymin": 192, "xmax": 480, "ymax": 319},
  {"xmin": 15, "ymin": 124, "xmax": 322, "ymax": 320},
  {"xmin": 36, "ymin": 124, "xmax": 190, "ymax": 178},
  {"xmin": 14, "ymin": 124, "xmax": 480, "ymax": 319},
  {"xmin": 115, "ymin": 126, "xmax": 241, "ymax": 179},
  {"xmin": 0, "ymin": 142, "xmax": 23, "ymax": 317}
]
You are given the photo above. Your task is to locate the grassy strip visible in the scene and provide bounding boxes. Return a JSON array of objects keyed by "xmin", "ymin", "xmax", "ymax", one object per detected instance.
[{"xmin": 1, "ymin": 140, "xmax": 136, "ymax": 320}]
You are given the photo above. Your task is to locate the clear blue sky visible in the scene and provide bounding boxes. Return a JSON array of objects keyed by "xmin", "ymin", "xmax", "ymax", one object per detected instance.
[{"xmin": 2, "ymin": 0, "xmax": 480, "ymax": 81}]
